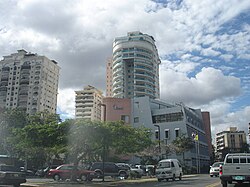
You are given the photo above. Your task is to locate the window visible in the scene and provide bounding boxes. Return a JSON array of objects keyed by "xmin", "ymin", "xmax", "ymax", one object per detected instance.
[
  {"xmin": 134, "ymin": 117, "xmax": 139, "ymax": 123},
  {"xmin": 121, "ymin": 115, "xmax": 129, "ymax": 123},
  {"xmin": 240, "ymin": 157, "xmax": 246, "ymax": 163},
  {"xmin": 226, "ymin": 157, "xmax": 232, "ymax": 163},
  {"xmin": 165, "ymin": 129, "xmax": 169, "ymax": 139},
  {"xmin": 233, "ymin": 157, "xmax": 239, "ymax": 163},
  {"xmin": 175, "ymin": 128, "xmax": 180, "ymax": 138},
  {"xmin": 155, "ymin": 130, "xmax": 159, "ymax": 139}
]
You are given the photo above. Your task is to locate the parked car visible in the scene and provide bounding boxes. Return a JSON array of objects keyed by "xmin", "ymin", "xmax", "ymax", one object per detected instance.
[
  {"xmin": 35, "ymin": 165, "xmax": 59, "ymax": 177},
  {"xmin": 116, "ymin": 163, "xmax": 143, "ymax": 178},
  {"xmin": 20, "ymin": 166, "xmax": 35, "ymax": 176},
  {"xmin": 209, "ymin": 162, "xmax": 223, "ymax": 177},
  {"xmin": 0, "ymin": 164, "xmax": 26, "ymax": 187},
  {"xmin": 90, "ymin": 162, "xmax": 129, "ymax": 179},
  {"xmin": 155, "ymin": 159, "xmax": 183, "ymax": 182},
  {"xmin": 47, "ymin": 164, "xmax": 95, "ymax": 181}
]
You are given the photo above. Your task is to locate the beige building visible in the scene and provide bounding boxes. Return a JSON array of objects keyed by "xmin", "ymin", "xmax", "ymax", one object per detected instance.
[
  {"xmin": 75, "ymin": 85, "xmax": 103, "ymax": 121},
  {"xmin": 0, "ymin": 49, "xmax": 60, "ymax": 114},
  {"xmin": 216, "ymin": 127, "xmax": 247, "ymax": 160}
]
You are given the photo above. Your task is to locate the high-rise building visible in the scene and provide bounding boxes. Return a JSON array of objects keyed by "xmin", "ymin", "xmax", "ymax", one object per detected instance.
[
  {"xmin": 75, "ymin": 85, "xmax": 103, "ymax": 121},
  {"xmin": 111, "ymin": 31, "xmax": 161, "ymax": 99},
  {"xmin": 0, "ymin": 49, "xmax": 60, "ymax": 114},
  {"xmin": 216, "ymin": 127, "xmax": 247, "ymax": 161},
  {"xmin": 106, "ymin": 58, "xmax": 113, "ymax": 97}
]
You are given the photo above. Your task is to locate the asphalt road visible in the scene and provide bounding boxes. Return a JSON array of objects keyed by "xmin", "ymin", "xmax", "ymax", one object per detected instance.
[{"xmin": 21, "ymin": 175, "xmax": 250, "ymax": 187}]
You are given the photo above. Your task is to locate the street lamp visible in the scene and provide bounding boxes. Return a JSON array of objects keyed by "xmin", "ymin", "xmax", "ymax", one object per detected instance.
[{"xmin": 154, "ymin": 124, "xmax": 161, "ymax": 156}]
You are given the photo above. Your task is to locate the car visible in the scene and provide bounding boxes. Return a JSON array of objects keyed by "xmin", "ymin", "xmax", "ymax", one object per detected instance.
[
  {"xmin": 209, "ymin": 162, "xmax": 224, "ymax": 177},
  {"xmin": 0, "ymin": 164, "xmax": 26, "ymax": 187},
  {"xmin": 47, "ymin": 164, "xmax": 95, "ymax": 181},
  {"xmin": 90, "ymin": 162, "xmax": 129, "ymax": 179},
  {"xmin": 35, "ymin": 165, "xmax": 60, "ymax": 177},
  {"xmin": 20, "ymin": 166, "xmax": 35, "ymax": 176},
  {"xmin": 155, "ymin": 159, "xmax": 183, "ymax": 182},
  {"xmin": 116, "ymin": 163, "xmax": 143, "ymax": 178}
]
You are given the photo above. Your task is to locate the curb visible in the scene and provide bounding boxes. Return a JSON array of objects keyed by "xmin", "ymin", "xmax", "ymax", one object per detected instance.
[{"xmin": 21, "ymin": 175, "xmax": 198, "ymax": 186}]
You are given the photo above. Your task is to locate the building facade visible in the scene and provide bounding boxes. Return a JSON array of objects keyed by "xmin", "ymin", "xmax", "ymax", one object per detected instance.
[
  {"xmin": 102, "ymin": 96, "xmax": 211, "ymax": 171},
  {"xmin": 0, "ymin": 49, "xmax": 60, "ymax": 114},
  {"xmin": 111, "ymin": 31, "xmax": 161, "ymax": 99},
  {"xmin": 75, "ymin": 85, "xmax": 103, "ymax": 121},
  {"xmin": 216, "ymin": 127, "xmax": 247, "ymax": 161},
  {"xmin": 102, "ymin": 97, "xmax": 131, "ymax": 124}
]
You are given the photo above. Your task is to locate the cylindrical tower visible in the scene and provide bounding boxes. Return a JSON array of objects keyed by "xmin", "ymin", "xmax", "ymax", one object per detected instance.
[{"xmin": 112, "ymin": 31, "xmax": 161, "ymax": 99}]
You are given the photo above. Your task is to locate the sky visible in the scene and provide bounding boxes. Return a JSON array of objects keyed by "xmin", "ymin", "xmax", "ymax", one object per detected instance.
[{"xmin": 0, "ymin": 0, "xmax": 249, "ymax": 142}]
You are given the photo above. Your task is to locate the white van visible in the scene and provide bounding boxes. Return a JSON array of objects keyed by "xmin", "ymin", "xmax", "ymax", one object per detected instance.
[{"xmin": 155, "ymin": 159, "xmax": 183, "ymax": 182}]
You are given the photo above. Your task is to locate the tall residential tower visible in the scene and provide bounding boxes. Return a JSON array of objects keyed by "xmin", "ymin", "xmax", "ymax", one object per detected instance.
[
  {"xmin": 109, "ymin": 31, "xmax": 161, "ymax": 99},
  {"xmin": 0, "ymin": 50, "xmax": 60, "ymax": 114}
]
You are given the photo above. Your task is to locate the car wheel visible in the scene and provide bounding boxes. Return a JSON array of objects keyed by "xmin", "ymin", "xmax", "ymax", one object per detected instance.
[
  {"xmin": 53, "ymin": 174, "xmax": 61, "ymax": 181},
  {"xmin": 221, "ymin": 180, "xmax": 227, "ymax": 187},
  {"xmin": 88, "ymin": 176, "xmax": 93, "ymax": 181},
  {"xmin": 95, "ymin": 171, "xmax": 102, "ymax": 179},
  {"xmin": 166, "ymin": 178, "xmax": 169, "ymax": 181},
  {"xmin": 158, "ymin": 178, "xmax": 162, "ymax": 182},
  {"xmin": 172, "ymin": 174, "xmax": 176, "ymax": 181},
  {"xmin": 210, "ymin": 175, "xmax": 213, "ymax": 177},
  {"xmin": 119, "ymin": 171, "xmax": 127, "ymax": 178},
  {"xmin": 80, "ymin": 174, "xmax": 87, "ymax": 181},
  {"xmin": 179, "ymin": 173, "xmax": 182, "ymax": 180}
]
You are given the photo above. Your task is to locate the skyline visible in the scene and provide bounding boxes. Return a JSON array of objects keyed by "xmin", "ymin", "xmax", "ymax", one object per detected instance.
[{"xmin": 0, "ymin": 0, "xmax": 249, "ymax": 141}]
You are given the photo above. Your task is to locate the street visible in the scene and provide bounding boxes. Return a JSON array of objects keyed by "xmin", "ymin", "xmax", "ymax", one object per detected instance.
[{"xmin": 21, "ymin": 175, "xmax": 250, "ymax": 187}]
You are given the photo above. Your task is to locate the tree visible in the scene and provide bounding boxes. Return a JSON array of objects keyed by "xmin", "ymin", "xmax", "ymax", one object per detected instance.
[
  {"xmin": 0, "ymin": 108, "xmax": 28, "ymax": 154},
  {"xmin": 66, "ymin": 120, "xmax": 154, "ymax": 164},
  {"xmin": 172, "ymin": 134, "xmax": 194, "ymax": 165},
  {"xmin": 7, "ymin": 110, "xmax": 67, "ymax": 170}
]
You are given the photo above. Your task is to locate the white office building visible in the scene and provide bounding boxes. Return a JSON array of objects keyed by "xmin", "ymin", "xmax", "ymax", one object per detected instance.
[
  {"xmin": 0, "ymin": 50, "xmax": 60, "ymax": 114},
  {"xmin": 132, "ymin": 96, "xmax": 211, "ymax": 172}
]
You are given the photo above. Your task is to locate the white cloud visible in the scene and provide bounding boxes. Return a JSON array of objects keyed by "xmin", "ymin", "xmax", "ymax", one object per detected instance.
[
  {"xmin": 57, "ymin": 88, "xmax": 76, "ymax": 120},
  {"xmin": 219, "ymin": 54, "xmax": 234, "ymax": 62},
  {"xmin": 160, "ymin": 67, "xmax": 241, "ymax": 106},
  {"xmin": 0, "ymin": 0, "xmax": 249, "ymax": 140}
]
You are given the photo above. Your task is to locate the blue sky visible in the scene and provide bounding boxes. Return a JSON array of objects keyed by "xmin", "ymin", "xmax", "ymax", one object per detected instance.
[{"xmin": 0, "ymin": 0, "xmax": 249, "ymax": 141}]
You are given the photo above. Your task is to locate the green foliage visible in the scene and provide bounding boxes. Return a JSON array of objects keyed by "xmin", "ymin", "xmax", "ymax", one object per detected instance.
[
  {"xmin": 107, "ymin": 121, "xmax": 153, "ymax": 154},
  {"xmin": 1, "ymin": 109, "xmax": 154, "ymax": 169},
  {"xmin": 65, "ymin": 120, "xmax": 153, "ymax": 164},
  {"xmin": 172, "ymin": 134, "xmax": 194, "ymax": 164}
]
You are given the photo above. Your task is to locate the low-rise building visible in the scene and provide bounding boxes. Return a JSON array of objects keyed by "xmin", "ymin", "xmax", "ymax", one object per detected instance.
[
  {"xmin": 216, "ymin": 127, "xmax": 247, "ymax": 161},
  {"xmin": 102, "ymin": 96, "xmax": 211, "ymax": 172}
]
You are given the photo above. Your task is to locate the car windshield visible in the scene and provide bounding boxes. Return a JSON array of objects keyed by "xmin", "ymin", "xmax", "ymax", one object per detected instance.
[
  {"xmin": 212, "ymin": 163, "xmax": 223, "ymax": 167},
  {"xmin": 157, "ymin": 162, "xmax": 170, "ymax": 168}
]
